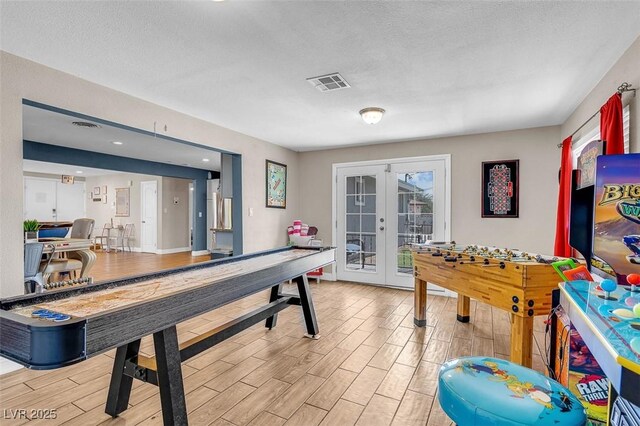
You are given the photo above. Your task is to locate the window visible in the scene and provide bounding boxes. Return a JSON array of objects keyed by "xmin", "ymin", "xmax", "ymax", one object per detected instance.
[{"xmin": 572, "ymin": 105, "xmax": 630, "ymax": 166}]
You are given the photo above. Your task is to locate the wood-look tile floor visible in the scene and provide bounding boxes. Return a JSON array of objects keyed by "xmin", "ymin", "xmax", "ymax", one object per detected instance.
[
  {"xmin": 88, "ymin": 251, "xmax": 212, "ymax": 282},
  {"xmin": 0, "ymin": 281, "xmax": 549, "ymax": 426}
]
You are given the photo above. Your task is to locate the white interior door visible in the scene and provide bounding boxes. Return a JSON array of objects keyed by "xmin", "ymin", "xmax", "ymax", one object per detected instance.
[
  {"xmin": 385, "ymin": 159, "xmax": 447, "ymax": 290},
  {"xmin": 140, "ymin": 180, "xmax": 158, "ymax": 253},
  {"xmin": 24, "ymin": 177, "xmax": 57, "ymax": 221},
  {"xmin": 335, "ymin": 156, "xmax": 450, "ymax": 291},
  {"xmin": 56, "ymin": 181, "xmax": 86, "ymax": 221},
  {"xmin": 336, "ymin": 165, "xmax": 387, "ymax": 285}
]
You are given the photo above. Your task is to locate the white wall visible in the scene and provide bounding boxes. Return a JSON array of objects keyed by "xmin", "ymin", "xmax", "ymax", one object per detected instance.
[
  {"xmin": 159, "ymin": 177, "xmax": 191, "ymax": 251},
  {"xmin": 299, "ymin": 126, "xmax": 561, "ymax": 257},
  {"xmin": 0, "ymin": 51, "xmax": 300, "ymax": 297},
  {"xmin": 85, "ymin": 173, "xmax": 160, "ymax": 251}
]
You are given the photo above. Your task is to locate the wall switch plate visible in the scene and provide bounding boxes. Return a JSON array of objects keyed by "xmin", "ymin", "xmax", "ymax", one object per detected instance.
[
  {"xmin": 199, "ymin": 212, "xmax": 202, "ymax": 218},
  {"xmin": 249, "ymin": 207, "xmax": 254, "ymax": 217}
]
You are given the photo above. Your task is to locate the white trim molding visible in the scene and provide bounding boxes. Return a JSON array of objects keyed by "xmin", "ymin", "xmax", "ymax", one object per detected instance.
[{"xmin": 155, "ymin": 246, "xmax": 192, "ymax": 255}]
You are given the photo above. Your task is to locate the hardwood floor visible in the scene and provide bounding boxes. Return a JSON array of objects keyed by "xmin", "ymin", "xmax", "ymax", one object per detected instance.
[
  {"xmin": 89, "ymin": 251, "xmax": 212, "ymax": 282},
  {"xmin": 0, "ymin": 281, "xmax": 549, "ymax": 425}
]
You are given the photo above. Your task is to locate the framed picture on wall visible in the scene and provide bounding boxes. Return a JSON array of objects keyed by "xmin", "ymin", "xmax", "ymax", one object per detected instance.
[
  {"xmin": 61, "ymin": 175, "xmax": 75, "ymax": 184},
  {"xmin": 576, "ymin": 139, "xmax": 604, "ymax": 189},
  {"xmin": 94, "ymin": 186, "xmax": 101, "ymax": 195},
  {"xmin": 481, "ymin": 159, "xmax": 519, "ymax": 218},
  {"xmin": 115, "ymin": 187, "xmax": 130, "ymax": 216},
  {"xmin": 266, "ymin": 160, "xmax": 287, "ymax": 208}
]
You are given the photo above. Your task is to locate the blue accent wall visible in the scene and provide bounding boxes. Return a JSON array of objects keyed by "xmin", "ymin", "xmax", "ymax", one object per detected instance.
[
  {"xmin": 232, "ymin": 154, "xmax": 243, "ymax": 255},
  {"xmin": 23, "ymin": 140, "xmax": 218, "ymax": 252}
]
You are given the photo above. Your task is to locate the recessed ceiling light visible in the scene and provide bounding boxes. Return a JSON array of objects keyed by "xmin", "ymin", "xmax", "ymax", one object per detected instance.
[
  {"xmin": 76, "ymin": 170, "xmax": 83, "ymax": 174},
  {"xmin": 202, "ymin": 158, "xmax": 210, "ymax": 162},
  {"xmin": 112, "ymin": 141, "xmax": 123, "ymax": 145}
]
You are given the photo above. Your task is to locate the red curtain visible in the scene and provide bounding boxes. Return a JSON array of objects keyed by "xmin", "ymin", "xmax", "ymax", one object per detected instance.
[
  {"xmin": 601, "ymin": 93, "xmax": 624, "ymax": 154},
  {"xmin": 554, "ymin": 136, "xmax": 573, "ymax": 257}
]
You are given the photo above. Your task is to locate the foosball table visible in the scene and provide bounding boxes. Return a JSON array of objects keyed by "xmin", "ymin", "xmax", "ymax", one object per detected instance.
[
  {"xmin": 0, "ymin": 246, "xmax": 335, "ymax": 426},
  {"xmin": 412, "ymin": 243, "xmax": 565, "ymax": 368}
]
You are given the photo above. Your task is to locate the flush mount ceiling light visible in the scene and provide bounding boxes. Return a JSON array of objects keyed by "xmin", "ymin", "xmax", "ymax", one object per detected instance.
[
  {"xmin": 202, "ymin": 158, "xmax": 210, "ymax": 162},
  {"xmin": 112, "ymin": 141, "xmax": 123, "ymax": 145},
  {"xmin": 359, "ymin": 107, "xmax": 385, "ymax": 125},
  {"xmin": 71, "ymin": 121, "xmax": 101, "ymax": 129},
  {"xmin": 76, "ymin": 170, "xmax": 83, "ymax": 174}
]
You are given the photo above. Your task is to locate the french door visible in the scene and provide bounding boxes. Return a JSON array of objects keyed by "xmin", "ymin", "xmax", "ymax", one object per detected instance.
[{"xmin": 335, "ymin": 156, "xmax": 449, "ymax": 290}]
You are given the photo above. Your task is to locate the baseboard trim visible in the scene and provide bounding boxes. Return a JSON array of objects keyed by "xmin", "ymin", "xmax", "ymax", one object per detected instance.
[
  {"xmin": 323, "ymin": 272, "xmax": 337, "ymax": 281},
  {"xmin": 156, "ymin": 247, "xmax": 192, "ymax": 255},
  {"xmin": 191, "ymin": 249, "xmax": 210, "ymax": 256}
]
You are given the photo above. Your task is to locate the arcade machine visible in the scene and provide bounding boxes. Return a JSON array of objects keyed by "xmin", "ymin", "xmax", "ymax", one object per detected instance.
[{"xmin": 550, "ymin": 150, "xmax": 640, "ymax": 426}]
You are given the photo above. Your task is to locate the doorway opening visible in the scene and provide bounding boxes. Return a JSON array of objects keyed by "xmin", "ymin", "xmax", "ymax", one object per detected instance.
[
  {"xmin": 21, "ymin": 99, "xmax": 243, "ymax": 284},
  {"xmin": 332, "ymin": 156, "xmax": 451, "ymax": 292}
]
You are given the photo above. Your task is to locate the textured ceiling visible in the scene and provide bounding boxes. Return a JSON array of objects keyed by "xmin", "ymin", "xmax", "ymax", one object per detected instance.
[{"xmin": 2, "ymin": 1, "xmax": 640, "ymax": 151}]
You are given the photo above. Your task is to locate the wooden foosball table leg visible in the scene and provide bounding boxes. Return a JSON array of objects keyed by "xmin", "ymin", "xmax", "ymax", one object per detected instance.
[
  {"xmin": 414, "ymin": 278, "xmax": 428, "ymax": 327},
  {"xmin": 510, "ymin": 314, "xmax": 534, "ymax": 368},
  {"xmin": 457, "ymin": 295, "xmax": 470, "ymax": 323}
]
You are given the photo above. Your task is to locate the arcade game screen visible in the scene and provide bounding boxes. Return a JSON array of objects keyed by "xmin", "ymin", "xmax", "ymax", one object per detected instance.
[{"xmin": 592, "ymin": 154, "xmax": 640, "ymax": 281}]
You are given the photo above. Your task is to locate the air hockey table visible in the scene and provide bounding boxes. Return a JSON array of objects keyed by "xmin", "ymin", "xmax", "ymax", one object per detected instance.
[{"xmin": 0, "ymin": 246, "xmax": 335, "ymax": 425}]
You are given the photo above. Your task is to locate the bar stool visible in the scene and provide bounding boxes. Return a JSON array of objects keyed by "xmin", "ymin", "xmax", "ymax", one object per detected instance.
[{"xmin": 438, "ymin": 356, "xmax": 586, "ymax": 425}]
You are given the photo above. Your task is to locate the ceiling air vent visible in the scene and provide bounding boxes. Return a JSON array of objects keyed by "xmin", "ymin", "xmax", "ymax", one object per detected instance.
[
  {"xmin": 71, "ymin": 121, "xmax": 101, "ymax": 129},
  {"xmin": 306, "ymin": 73, "xmax": 350, "ymax": 92}
]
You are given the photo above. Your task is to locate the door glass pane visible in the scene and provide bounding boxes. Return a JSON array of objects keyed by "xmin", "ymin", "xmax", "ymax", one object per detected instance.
[
  {"xmin": 396, "ymin": 171, "xmax": 433, "ymax": 274},
  {"xmin": 345, "ymin": 175, "xmax": 376, "ymax": 272}
]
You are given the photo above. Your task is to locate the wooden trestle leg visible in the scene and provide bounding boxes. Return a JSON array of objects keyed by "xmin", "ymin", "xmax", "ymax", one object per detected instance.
[
  {"xmin": 414, "ymin": 278, "xmax": 428, "ymax": 327},
  {"xmin": 154, "ymin": 326, "xmax": 188, "ymax": 426},
  {"xmin": 295, "ymin": 274, "xmax": 320, "ymax": 338},
  {"xmin": 510, "ymin": 313, "xmax": 534, "ymax": 368},
  {"xmin": 457, "ymin": 295, "xmax": 471, "ymax": 323},
  {"xmin": 105, "ymin": 339, "xmax": 141, "ymax": 417}
]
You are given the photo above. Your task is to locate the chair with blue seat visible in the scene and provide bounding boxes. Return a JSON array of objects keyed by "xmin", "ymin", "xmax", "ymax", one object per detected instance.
[{"xmin": 438, "ymin": 356, "xmax": 586, "ymax": 426}]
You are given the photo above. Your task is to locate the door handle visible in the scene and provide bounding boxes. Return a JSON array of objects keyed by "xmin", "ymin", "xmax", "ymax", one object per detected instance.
[
  {"xmin": 379, "ymin": 226, "xmax": 385, "ymax": 231},
  {"xmin": 142, "ymin": 221, "xmax": 146, "ymax": 223}
]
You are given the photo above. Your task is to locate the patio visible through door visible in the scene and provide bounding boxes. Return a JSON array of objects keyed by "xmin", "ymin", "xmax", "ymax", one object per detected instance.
[{"xmin": 334, "ymin": 156, "xmax": 450, "ymax": 291}]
